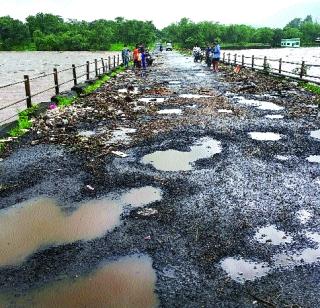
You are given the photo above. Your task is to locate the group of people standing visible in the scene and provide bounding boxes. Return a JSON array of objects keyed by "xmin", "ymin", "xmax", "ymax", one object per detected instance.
[
  {"xmin": 193, "ymin": 41, "xmax": 221, "ymax": 72},
  {"xmin": 121, "ymin": 44, "xmax": 152, "ymax": 73}
]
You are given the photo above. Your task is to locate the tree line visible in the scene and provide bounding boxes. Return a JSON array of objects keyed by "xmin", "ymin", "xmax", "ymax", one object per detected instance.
[
  {"xmin": 0, "ymin": 13, "xmax": 319, "ymax": 51},
  {"xmin": 161, "ymin": 16, "xmax": 320, "ymax": 49},
  {"xmin": 0, "ymin": 14, "xmax": 158, "ymax": 51}
]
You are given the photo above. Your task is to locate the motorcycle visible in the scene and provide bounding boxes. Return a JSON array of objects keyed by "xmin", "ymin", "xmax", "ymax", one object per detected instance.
[{"xmin": 193, "ymin": 51, "xmax": 202, "ymax": 62}]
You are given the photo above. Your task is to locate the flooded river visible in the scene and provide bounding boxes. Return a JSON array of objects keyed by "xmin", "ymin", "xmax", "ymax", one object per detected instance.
[{"xmin": 0, "ymin": 51, "xmax": 120, "ymax": 124}]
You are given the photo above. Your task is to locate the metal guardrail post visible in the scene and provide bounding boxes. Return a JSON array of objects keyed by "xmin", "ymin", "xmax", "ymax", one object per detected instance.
[
  {"xmin": 101, "ymin": 58, "xmax": 105, "ymax": 73},
  {"xmin": 95, "ymin": 59, "xmax": 98, "ymax": 76},
  {"xmin": 300, "ymin": 61, "xmax": 305, "ymax": 79},
  {"xmin": 228, "ymin": 53, "xmax": 230, "ymax": 65},
  {"xmin": 86, "ymin": 61, "xmax": 90, "ymax": 80},
  {"xmin": 263, "ymin": 56, "xmax": 267, "ymax": 71},
  {"xmin": 251, "ymin": 55, "xmax": 255, "ymax": 70},
  {"xmin": 72, "ymin": 64, "xmax": 77, "ymax": 85},
  {"xmin": 108, "ymin": 56, "xmax": 111, "ymax": 71},
  {"xmin": 24, "ymin": 75, "xmax": 32, "ymax": 108},
  {"xmin": 234, "ymin": 54, "xmax": 237, "ymax": 65},
  {"xmin": 117, "ymin": 54, "xmax": 120, "ymax": 66},
  {"xmin": 53, "ymin": 68, "xmax": 59, "ymax": 95},
  {"xmin": 222, "ymin": 52, "xmax": 225, "ymax": 63},
  {"xmin": 242, "ymin": 55, "xmax": 244, "ymax": 66},
  {"xmin": 113, "ymin": 55, "xmax": 116, "ymax": 68},
  {"xmin": 279, "ymin": 58, "xmax": 282, "ymax": 74}
]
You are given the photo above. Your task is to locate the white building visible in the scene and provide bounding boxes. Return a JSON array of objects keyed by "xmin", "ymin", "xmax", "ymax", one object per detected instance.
[{"xmin": 281, "ymin": 38, "xmax": 300, "ymax": 48}]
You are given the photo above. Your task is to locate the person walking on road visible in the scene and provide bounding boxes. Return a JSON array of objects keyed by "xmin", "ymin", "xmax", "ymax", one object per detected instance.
[
  {"xmin": 133, "ymin": 44, "xmax": 141, "ymax": 72},
  {"xmin": 121, "ymin": 45, "xmax": 130, "ymax": 68},
  {"xmin": 212, "ymin": 41, "xmax": 221, "ymax": 72}
]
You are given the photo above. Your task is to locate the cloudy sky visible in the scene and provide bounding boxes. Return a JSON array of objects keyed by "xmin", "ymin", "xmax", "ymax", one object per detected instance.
[{"xmin": 3, "ymin": 0, "xmax": 320, "ymax": 28}]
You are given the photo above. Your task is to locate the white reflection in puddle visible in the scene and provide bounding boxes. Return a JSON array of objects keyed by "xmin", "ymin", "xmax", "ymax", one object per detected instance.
[
  {"xmin": 275, "ymin": 155, "xmax": 290, "ymax": 161},
  {"xmin": 237, "ymin": 97, "xmax": 284, "ymax": 111},
  {"xmin": 107, "ymin": 127, "xmax": 136, "ymax": 145},
  {"xmin": 179, "ymin": 94, "xmax": 213, "ymax": 99},
  {"xmin": 249, "ymin": 132, "xmax": 282, "ymax": 141},
  {"xmin": 306, "ymin": 155, "xmax": 320, "ymax": 163},
  {"xmin": 141, "ymin": 137, "xmax": 222, "ymax": 171},
  {"xmin": 78, "ymin": 130, "xmax": 96, "ymax": 137},
  {"xmin": 254, "ymin": 225, "xmax": 293, "ymax": 245},
  {"xmin": 220, "ymin": 257, "xmax": 270, "ymax": 283},
  {"xmin": 157, "ymin": 109, "xmax": 182, "ymax": 115},
  {"xmin": 297, "ymin": 210, "xmax": 312, "ymax": 224},
  {"xmin": 139, "ymin": 98, "xmax": 165, "ymax": 103},
  {"xmin": 310, "ymin": 129, "xmax": 320, "ymax": 140},
  {"xmin": 168, "ymin": 81, "xmax": 181, "ymax": 85},
  {"xmin": 218, "ymin": 109, "xmax": 233, "ymax": 114},
  {"xmin": 265, "ymin": 115, "xmax": 284, "ymax": 119},
  {"xmin": 118, "ymin": 87, "xmax": 139, "ymax": 94}
]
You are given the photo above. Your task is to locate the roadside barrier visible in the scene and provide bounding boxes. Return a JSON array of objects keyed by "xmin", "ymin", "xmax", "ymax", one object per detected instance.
[
  {"xmin": 222, "ymin": 52, "xmax": 320, "ymax": 85},
  {"xmin": 0, "ymin": 54, "xmax": 122, "ymax": 125}
]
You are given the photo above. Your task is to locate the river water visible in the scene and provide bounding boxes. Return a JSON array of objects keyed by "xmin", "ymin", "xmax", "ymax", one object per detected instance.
[
  {"xmin": 224, "ymin": 47, "xmax": 320, "ymax": 81},
  {"xmin": 0, "ymin": 51, "xmax": 120, "ymax": 124}
]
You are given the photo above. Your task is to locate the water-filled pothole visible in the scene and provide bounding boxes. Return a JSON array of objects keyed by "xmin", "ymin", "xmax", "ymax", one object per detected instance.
[
  {"xmin": 179, "ymin": 94, "xmax": 213, "ymax": 99},
  {"xmin": 168, "ymin": 81, "xmax": 181, "ymax": 85},
  {"xmin": 254, "ymin": 225, "xmax": 293, "ymax": 245},
  {"xmin": 78, "ymin": 130, "xmax": 96, "ymax": 138},
  {"xmin": 218, "ymin": 109, "xmax": 233, "ymax": 114},
  {"xmin": 297, "ymin": 209, "xmax": 312, "ymax": 224},
  {"xmin": 0, "ymin": 255, "xmax": 158, "ymax": 307},
  {"xmin": 0, "ymin": 186, "xmax": 162, "ymax": 266},
  {"xmin": 220, "ymin": 257, "xmax": 270, "ymax": 284},
  {"xmin": 157, "ymin": 109, "xmax": 182, "ymax": 115},
  {"xmin": 237, "ymin": 97, "xmax": 284, "ymax": 111},
  {"xmin": 106, "ymin": 127, "xmax": 136, "ymax": 145},
  {"xmin": 249, "ymin": 132, "xmax": 282, "ymax": 141},
  {"xmin": 138, "ymin": 98, "xmax": 166, "ymax": 103},
  {"xmin": 265, "ymin": 115, "xmax": 284, "ymax": 119},
  {"xmin": 141, "ymin": 137, "xmax": 222, "ymax": 171},
  {"xmin": 310, "ymin": 129, "xmax": 320, "ymax": 140},
  {"xmin": 306, "ymin": 155, "xmax": 320, "ymax": 163},
  {"xmin": 275, "ymin": 155, "xmax": 290, "ymax": 161},
  {"xmin": 118, "ymin": 87, "xmax": 139, "ymax": 94}
]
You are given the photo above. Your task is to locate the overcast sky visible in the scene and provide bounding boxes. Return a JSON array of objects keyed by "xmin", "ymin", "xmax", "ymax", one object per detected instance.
[{"xmin": 2, "ymin": 0, "xmax": 320, "ymax": 29}]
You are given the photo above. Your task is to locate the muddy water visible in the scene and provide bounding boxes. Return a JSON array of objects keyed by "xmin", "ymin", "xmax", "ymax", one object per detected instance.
[
  {"xmin": 0, "ymin": 186, "xmax": 162, "ymax": 267},
  {"xmin": 0, "ymin": 255, "xmax": 158, "ymax": 307},
  {"xmin": 141, "ymin": 137, "xmax": 222, "ymax": 171},
  {"xmin": 237, "ymin": 97, "xmax": 284, "ymax": 111}
]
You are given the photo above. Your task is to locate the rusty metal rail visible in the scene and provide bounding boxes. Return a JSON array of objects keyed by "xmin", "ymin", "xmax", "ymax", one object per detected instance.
[
  {"xmin": 222, "ymin": 52, "xmax": 320, "ymax": 84},
  {"xmin": 0, "ymin": 53, "xmax": 123, "ymax": 124}
]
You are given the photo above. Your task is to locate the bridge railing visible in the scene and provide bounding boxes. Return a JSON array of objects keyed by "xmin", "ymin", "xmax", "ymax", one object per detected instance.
[
  {"xmin": 222, "ymin": 52, "xmax": 320, "ymax": 85},
  {"xmin": 0, "ymin": 54, "xmax": 122, "ymax": 125}
]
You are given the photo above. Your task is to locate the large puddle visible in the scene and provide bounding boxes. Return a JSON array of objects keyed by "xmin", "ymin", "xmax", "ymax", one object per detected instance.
[
  {"xmin": 107, "ymin": 127, "xmax": 137, "ymax": 145},
  {"xmin": 0, "ymin": 255, "xmax": 158, "ymax": 307},
  {"xmin": 237, "ymin": 97, "xmax": 284, "ymax": 111},
  {"xmin": 249, "ymin": 132, "xmax": 282, "ymax": 141},
  {"xmin": 0, "ymin": 186, "xmax": 162, "ymax": 267},
  {"xmin": 265, "ymin": 115, "xmax": 284, "ymax": 119},
  {"xmin": 141, "ymin": 137, "xmax": 222, "ymax": 171},
  {"xmin": 254, "ymin": 225, "xmax": 293, "ymax": 245},
  {"xmin": 179, "ymin": 94, "xmax": 213, "ymax": 99}
]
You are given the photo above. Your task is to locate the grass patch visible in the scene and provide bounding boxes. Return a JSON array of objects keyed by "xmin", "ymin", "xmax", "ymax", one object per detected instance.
[
  {"xmin": 56, "ymin": 95, "xmax": 76, "ymax": 107},
  {"xmin": 109, "ymin": 43, "xmax": 134, "ymax": 51},
  {"xmin": 0, "ymin": 142, "xmax": 5, "ymax": 153},
  {"xmin": 8, "ymin": 105, "xmax": 38, "ymax": 137},
  {"xmin": 302, "ymin": 83, "xmax": 320, "ymax": 95}
]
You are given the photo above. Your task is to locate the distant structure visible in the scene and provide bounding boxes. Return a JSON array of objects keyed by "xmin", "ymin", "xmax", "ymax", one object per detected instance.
[
  {"xmin": 315, "ymin": 37, "xmax": 320, "ymax": 44},
  {"xmin": 281, "ymin": 38, "xmax": 300, "ymax": 48}
]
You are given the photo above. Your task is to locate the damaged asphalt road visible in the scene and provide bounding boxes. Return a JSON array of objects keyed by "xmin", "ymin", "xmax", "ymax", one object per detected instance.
[{"xmin": 0, "ymin": 51, "xmax": 320, "ymax": 307}]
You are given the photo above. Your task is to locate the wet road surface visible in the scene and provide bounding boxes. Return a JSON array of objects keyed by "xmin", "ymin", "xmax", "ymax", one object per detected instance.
[{"xmin": 0, "ymin": 51, "xmax": 320, "ymax": 307}]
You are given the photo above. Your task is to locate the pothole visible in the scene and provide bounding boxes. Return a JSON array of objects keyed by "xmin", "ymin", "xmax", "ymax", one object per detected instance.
[
  {"xmin": 310, "ymin": 129, "xmax": 320, "ymax": 140},
  {"xmin": 218, "ymin": 109, "xmax": 233, "ymax": 114},
  {"xmin": 254, "ymin": 225, "xmax": 293, "ymax": 245},
  {"xmin": 265, "ymin": 115, "xmax": 284, "ymax": 119},
  {"xmin": 157, "ymin": 109, "xmax": 182, "ymax": 115},
  {"xmin": 0, "ymin": 186, "xmax": 162, "ymax": 267},
  {"xmin": 141, "ymin": 137, "xmax": 222, "ymax": 171},
  {"xmin": 237, "ymin": 97, "xmax": 284, "ymax": 111},
  {"xmin": 248, "ymin": 132, "xmax": 282, "ymax": 141},
  {"xmin": 220, "ymin": 257, "xmax": 270, "ymax": 284},
  {"xmin": 297, "ymin": 209, "xmax": 312, "ymax": 224},
  {"xmin": 306, "ymin": 155, "xmax": 320, "ymax": 163},
  {"xmin": 179, "ymin": 94, "xmax": 213, "ymax": 99},
  {"xmin": 0, "ymin": 255, "xmax": 158, "ymax": 307},
  {"xmin": 138, "ymin": 98, "xmax": 166, "ymax": 103}
]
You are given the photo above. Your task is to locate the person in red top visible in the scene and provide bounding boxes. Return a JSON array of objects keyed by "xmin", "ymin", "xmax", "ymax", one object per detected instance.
[{"xmin": 133, "ymin": 45, "xmax": 141, "ymax": 70}]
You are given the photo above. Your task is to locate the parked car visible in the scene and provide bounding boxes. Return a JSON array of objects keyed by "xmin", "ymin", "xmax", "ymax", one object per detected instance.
[{"xmin": 166, "ymin": 43, "xmax": 173, "ymax": 51}]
